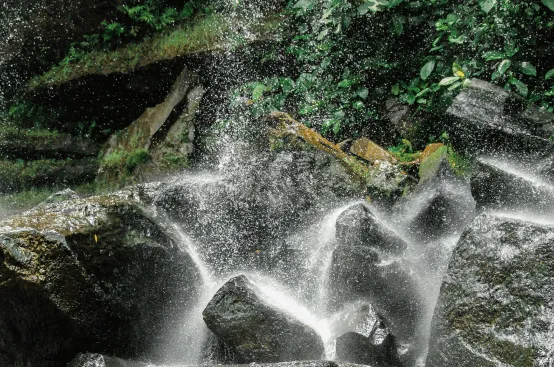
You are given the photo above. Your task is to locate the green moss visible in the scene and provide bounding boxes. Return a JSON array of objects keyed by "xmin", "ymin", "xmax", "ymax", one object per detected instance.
[
  {"xmin": 29, "ymin": 14, "xmax": 282, "ymax": 89},
  {"xmin": 101, "ymin": 148, "xmax": 149, "ymax": 173}
]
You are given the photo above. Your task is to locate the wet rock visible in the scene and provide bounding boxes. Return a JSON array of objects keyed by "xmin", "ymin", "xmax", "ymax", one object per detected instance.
[
  {"xmin": 471, "ymin": 156, "xmax": 554, "ymax": 211},
  {"xmin": 38, "ymin": 188, "xmax": 80, "ymax": 206},
  {"xmin": 329, "ymin": 247, "xmax": 423, "ymax": 345},
  {"xmin": 335, "ymin": 203, "xmax": 407, "ymax": 254},
  {"xmin": 203, "ymin": 275, "xmax": 324, "ymax": 363},
  {"xmin": 267, "ymin": 112, "xmax": 409, "ymax": 198},
  {"xmin": 427, "ymin": 213, "xmax": 554, "ymax": 366},
  {"xmin": 100, "ymin": 66, "xmax": 198, "ymax": 182},
  {"xmin": 384, "ymin": 98, "xmax": 414, "ymax": 140},
  {"xmin": 349, "ymin": 137, "xmax": 397, "ymax": 164},
  {"xmin": 336, "ymin": 328, "xmax": 401, "ymax": 367},
  {"xmin": 68, "ymin": 353, "xmax": 148, "ymax": 367},
  {"xmin": 446, "ymin": 79, "xmax": 553, "ymax": 153},
  {"xmin": 135, "ymin": 85, "xmax": 206, "ymax": 180},
  {"xmin": 331, "ymin": 302, "xmax": 402, "ymax": 367},
  {"xmin": 0, "ymin": 195, "xmax": 199, "ymax": 366},
  {"xmin": 399, "ymin": 148, "xmax": 475, "ymax": 242},
  {"xmin": 70, "ymin": 355, "xmax": 371, "ymax": 367},
  {"xmin": 153, "ymin": 148, "xmax": 363, "ymax": 272}
]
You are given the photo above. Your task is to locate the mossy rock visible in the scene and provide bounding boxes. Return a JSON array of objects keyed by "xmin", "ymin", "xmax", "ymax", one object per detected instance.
[
  {"xmin": 267, "ymin": 112, "xmax": 410, "ymax": 198},
  {"xmin": 427, "ymin": 213, "xmax": 554, "ymax": 366},
  {"xmin": 0, "ymin": 193, "xmax": 200, "ymax": 366}
]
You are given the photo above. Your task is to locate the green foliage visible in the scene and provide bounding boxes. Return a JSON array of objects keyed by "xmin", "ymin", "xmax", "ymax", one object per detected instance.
[
  {"xmin": 101, "ymin": 148, "xmax": 149, "ymax": 173},
  {"xmin": 388, "ymin": 139, "xmax": 419, "ymax": 163},
  {"xmin": 237, "ymin": 0, "xmax": 554, "ymax": 139}
]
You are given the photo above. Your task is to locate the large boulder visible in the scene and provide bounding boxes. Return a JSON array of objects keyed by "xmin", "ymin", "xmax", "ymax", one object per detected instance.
[
  {"xmin": 202, "ymin": 275, "xmax": 325, "ymax": 363},
  {"xmin": 427, "ymin": 213, "xmax": 554, "ymax": 366},
  {"xmin": 470, "ymin": 156, "xmax": 554, "ymax": 213},
  {"xmin": 332, "ymin": 302, "xmax": 402, "ymax": 367},
  {"xmin": 329, "ymin": 249, "xmax": 423, "ymax": 346},
  {"xmin": 446, "ymin": 79, "xmax": 554, "ymax": 154},
  {"xmin": 0, "ymin": 194, "xmax": 199, "ymax": 366},
  {"xmin": 397, "ymin": 146, "xmax": 476, "ymax": 242},
  {"xmin": 335, "ymin": 203, "xmax": 407, "ymax": 255}
]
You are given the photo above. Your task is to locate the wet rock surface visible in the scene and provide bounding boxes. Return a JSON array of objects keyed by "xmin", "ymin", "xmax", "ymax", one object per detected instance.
[
  {"xmin": 0, "ymin": 194, "xmax": 199, "ymax": 366},
  {"xmin": 203, "ymin": 275, "xmax": 325, "ymax": 363},
  {"xmin": 470, "ymin": 156, "xmax": 554, "ymax": 211},
  {"xmin": 427, "ymin": 213, "xmax": 554, "ymax": 366},
  {"xmin": 69, "ymin": 354, "xmax": 369, "ymax": 367},
  {"xmin": 333, "ymin": 302, "xmax": 402, "ymax": 367},
  {"xmin": 335, "ymin": 203, "xmax": 407, "ymax": 254},
  {"xmin": 446, "ymin": 79, "xmax": 554, "ymax": 153}
]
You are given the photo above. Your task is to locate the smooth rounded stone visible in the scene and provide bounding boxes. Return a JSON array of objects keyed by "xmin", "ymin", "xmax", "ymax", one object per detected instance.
[
  {"xmin": 329, "ymin": 246, "xmax": 423, "ymax": 345},
  {"xmin": 202, "ymin": 275, "xmax": 325, "ymax": 363},
  {"xmin": 427, "ymin": 213, "xmax": 554, "ymax": 366},
  {"xmin": 335, "ymin": 203, "xmax": 407, "ymax": 254},
  {"xmin": 0, "ymin": 195, "xmax": 200, "ymax": 366}
]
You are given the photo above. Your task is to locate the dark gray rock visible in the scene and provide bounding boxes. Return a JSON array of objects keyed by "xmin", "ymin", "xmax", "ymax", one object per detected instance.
[
  {"xmin": 68, "ymin": 353, "xmax": 148, "ymax": 367},
  {"xmin": 0, "ymin": 194, "xmax": 199, "ymax": 366},
  {"xmin": 0, "ymin": 132, "xmax": 100, "ymax": 160},
  {"xmin": 69, "ymin": 355, "xmax": 372, "ymax": 367},
  {"xmin": 427, "ymin": 213, "xmax": 554, "ymax": 366},
  {"xmin": 329, "ymin": 246, "xmax": 423, "ymax": 345},
  {"xmin": 332, "ymin": 302, "xmax": 402, "ymax": 367},
  {"xmin": 39, "ymin": 188, "xmax": 81, "ymax": 206},
  {"xmin": 471, "ymin": 156, "xmax": 554, "ymax": 212},
  {"xmin": 153, "ymin": 149, "xmax": 362, "ymax": 273},
  {"xmin": 336, "ymin": 203, "xmax": 407, "ymax": 254},
  {"xmin": 203, "ymin": 275, "xmax": 324, "ymax": 363},
  {"xmin": 446, "ymin": 79, "xmax": 554, "ymax": 154},
  {"xmin": 384, "ymin": 98, "xmax": 414, "ymax": 140}
]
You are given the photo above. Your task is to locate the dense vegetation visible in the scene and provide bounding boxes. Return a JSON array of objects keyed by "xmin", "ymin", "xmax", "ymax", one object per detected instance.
[{"xmin": 240, "ymin": 0, "xmax": 554, "ymax": 137}]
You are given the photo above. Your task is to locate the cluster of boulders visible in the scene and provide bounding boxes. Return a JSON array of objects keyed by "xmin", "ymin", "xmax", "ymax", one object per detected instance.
[{"xmin": 1, "ymin": 79, "xmax": 554, "ymax": 367}]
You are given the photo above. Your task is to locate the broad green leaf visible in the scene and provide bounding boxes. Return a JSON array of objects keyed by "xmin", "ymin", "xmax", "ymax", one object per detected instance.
[
  {"xmin": 357, "ymin": 87, "xmax": 369, "ymax": 99},
  {"xmin": 545, "ymin": 68, "xmax": 554, "ymax": 80},
  {"xmin": 497, "ymin": 59, "xmax": 511, "ymax": 75},
  {"xmin": 338, "ymin": 80, "xmax": 355, "ymax": 88},
  {"xmin": 479, "ymin": 0, "xmax": 497, "ymax": 13},
  {"xmin": 504, "ymin": 43, "xmax": 519, "ymax": 57},
  {"xmin": 321, "ymin": 58, "xmax": 331, "ymax": 69},
  {"xmin": 332, "ymin": 121, "xmax": 341, "ymax": 134},
  {"xmin": 358, "ymin": 0, "xmax": 387, "ymax": 15},
  {"xmin": 439, "ymin": 76, "xmax": 461, "ymax": 86},
  {"xmin": 448, "ymin": 81, "xmax": 462, "ymax": 91},
  {"xmin": 452, "ymin": 62, "xmax": 463, "ymax": 75},
  {"xmin": 542, "ymin": 0, "xmax": 554, "ymax": 11},
  {"xmin": 392, "ymin": 84, "xmax": 401, "ymax": 95},
  {"xmin": 391, "ymin": 16, "xmax": 404, "ymax": 36},
  {"xmin": 420, "ymin": 60, "xmax": 436, "ymax": 80},
  {"xmin": 509, "ymin": 78, "xmax": 529, "ymax": 97},
  {"xmin": 387, "ymin": 0, "xmax": 404, "ymax": 8},
  {"xmin": 317, "ymin": 28, "xmax": 329, "ymax": 40},
  {"xmin": 252, "ymin": 84, "xmax": 266, "ymax": 100},
  {"xmin": 482, "ymin": 50, "xmax": 505, "ymax": 61},
  {"xmin": 293, "ymin": 0, "xmax": 314, "ymax": 11},
  {"xmin": 353, "ymin": 101, "xmax": 365, "ymax": 110},
  {"xmin": 521, "ymin": 62, "xmax": 537, "ymax": 76}
]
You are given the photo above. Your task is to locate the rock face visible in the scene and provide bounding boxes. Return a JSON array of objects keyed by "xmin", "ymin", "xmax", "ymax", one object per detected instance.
[
  {"xmin": 446, "ymin": 79, "xmax": 554, "ymax": 153},
  {"xmin": 267, "ymin": 112, "xmax": 409, "ymax": 198},
  {"xmin": 0, "ymin": 194, "xmax": 199, "ymax": 366},
  {"xmin": 427, "ymin": 213, "xmax": 554, "ymax": 366},
  {"xmin": 330, "ymin": 204, "xmax": 422, "ymax": 344},
  {"xmin": 470, "ymin": 156, "xmax": 554, "ymax": 212},
  {"xmin": 335, "ymin": 203, "xmax": 407, "ymax": 254},
  {"xmin": 332, "ymin": 302, "xmax": 402, "ymax": 367},
  {"xmin": 203, "ymin": 275, "xmax": 325, "ymax": 363},
  {"xmin": 68, "ymin": 353, "xmax": 148, "ymax": 367}
]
